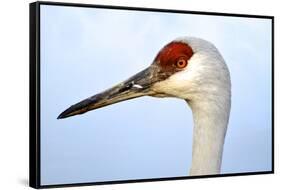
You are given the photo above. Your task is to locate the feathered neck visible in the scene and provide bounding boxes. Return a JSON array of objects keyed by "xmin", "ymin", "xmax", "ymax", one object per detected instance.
[{"xmin": 187, "ymin": 93, "xmax": 231, "ymax": 175}]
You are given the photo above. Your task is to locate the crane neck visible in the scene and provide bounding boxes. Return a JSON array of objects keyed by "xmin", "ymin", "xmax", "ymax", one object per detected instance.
[{"xmin": 187, "ymin": 95, "xmax": 231, "ymax": 175}]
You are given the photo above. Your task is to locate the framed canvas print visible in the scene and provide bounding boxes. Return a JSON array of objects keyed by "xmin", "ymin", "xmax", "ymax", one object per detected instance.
[{"xmin": 29, "ymin": 1, "xmax": 274, "ymax": 188}]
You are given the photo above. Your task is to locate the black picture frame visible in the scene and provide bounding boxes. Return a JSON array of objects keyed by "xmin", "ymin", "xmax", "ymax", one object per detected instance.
[{"xmin": 29, "ymin": 1, "xmax": 274, "ymax": 189}]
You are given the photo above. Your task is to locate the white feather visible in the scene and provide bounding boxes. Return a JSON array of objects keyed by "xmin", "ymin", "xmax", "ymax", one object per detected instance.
[{"xmin": 152, "ymin": 37, "xmax": 231, "ymax": 175}]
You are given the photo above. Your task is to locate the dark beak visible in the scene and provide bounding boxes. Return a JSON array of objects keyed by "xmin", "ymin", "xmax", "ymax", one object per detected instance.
[{"xmin": 57, "ymin": 66, "xmax": 159, "ymax": 119}]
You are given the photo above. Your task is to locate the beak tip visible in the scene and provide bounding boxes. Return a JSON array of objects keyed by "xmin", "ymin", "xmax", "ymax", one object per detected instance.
[
  {"xmin": 57, "ymin": 104, "xmax": 85, "ymax": 119},
  {"xmin": 57, "ymin": 109, "xmax": 71, "ymax": 119},
  {"xmin": 57, "ymin": 113, "xmax": 66, "ymax": 119}
]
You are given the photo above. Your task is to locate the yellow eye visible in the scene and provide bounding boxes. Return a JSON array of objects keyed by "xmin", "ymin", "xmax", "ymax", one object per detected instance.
[{"xmin": 176, "ymin": 59, "xmax": 187, "ymax": 68}]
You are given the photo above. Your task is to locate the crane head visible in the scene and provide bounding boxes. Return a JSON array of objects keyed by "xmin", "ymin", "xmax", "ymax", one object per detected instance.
[{"xmin": 57, "ymin": 37, "xmax": 230, "ymax": 119}]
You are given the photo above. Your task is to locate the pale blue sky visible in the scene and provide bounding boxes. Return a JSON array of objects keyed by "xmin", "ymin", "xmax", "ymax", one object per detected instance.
[{"xmin": 40, "ymin": 5, "xmax": 272, "ymax": 185}]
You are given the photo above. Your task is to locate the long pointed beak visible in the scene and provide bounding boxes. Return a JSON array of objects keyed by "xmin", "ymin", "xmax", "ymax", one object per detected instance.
[{"xmin": 57, "ymin": 66, "xmax": 158, "ymax": 119}]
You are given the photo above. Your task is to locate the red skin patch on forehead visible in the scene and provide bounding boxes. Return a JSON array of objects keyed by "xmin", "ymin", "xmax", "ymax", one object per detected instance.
[
  {"xmin": 154, "ymin": 42, "xmax": 193, "ymax": 73},
  {"xmin": 155, "ymin": 42, "xmax": 193, "ymax": 65}
]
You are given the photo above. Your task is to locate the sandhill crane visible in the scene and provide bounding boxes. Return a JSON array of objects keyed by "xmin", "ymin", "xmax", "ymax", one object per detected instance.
[{"xmin": 58, "ymin": 37, "xmax": 231, "ymax": 176}]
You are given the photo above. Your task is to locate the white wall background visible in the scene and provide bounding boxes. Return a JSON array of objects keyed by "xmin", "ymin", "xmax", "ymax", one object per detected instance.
[{"xmin": 0, "ymin": 0, "xmax": 279, "ymax": 190}]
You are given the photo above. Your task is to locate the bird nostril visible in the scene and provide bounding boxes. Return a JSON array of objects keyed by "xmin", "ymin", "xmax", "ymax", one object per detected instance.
[{"xmin": 118, "ymin": 83, "xmax": 133, "ymax": 93}]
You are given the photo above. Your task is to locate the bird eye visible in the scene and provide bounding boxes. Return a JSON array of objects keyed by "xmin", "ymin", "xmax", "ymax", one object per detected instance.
[{"xmin": 176, "ymin": 58, "xmax": 187, "ymax": 69}]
